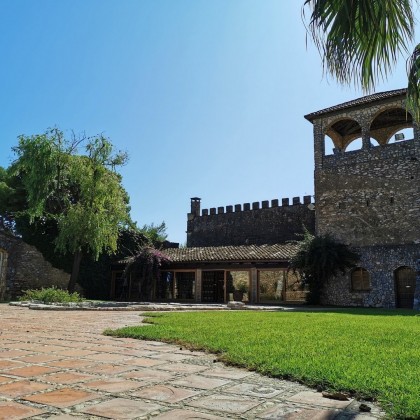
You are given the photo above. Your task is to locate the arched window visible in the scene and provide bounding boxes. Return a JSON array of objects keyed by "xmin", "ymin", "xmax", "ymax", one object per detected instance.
[
  {"xmin": 325, "ymin": 118, "xmax": 362, "ymax": 154},
  {"xmin": 370, "ymin": 108, "xmax": 414, "ymax": 145},
  {"xmin": 351, "ymin": 267, "xmax": 370, "ymax": 291}
]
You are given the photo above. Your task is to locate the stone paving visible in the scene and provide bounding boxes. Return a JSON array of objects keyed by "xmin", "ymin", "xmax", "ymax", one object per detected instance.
[{"xmin": 0, "ymin": 305, "xmax": 384, "ymax": 419}]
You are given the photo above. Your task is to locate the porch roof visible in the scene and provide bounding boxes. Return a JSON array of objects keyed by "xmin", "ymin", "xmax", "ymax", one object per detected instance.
[
  {"xmin": 304, "ymin": 88, "xmax": 406, "ymax": 122},
  {"xmin": 162, "ymin": 243, "xmax": 298, "ymax": 263}
]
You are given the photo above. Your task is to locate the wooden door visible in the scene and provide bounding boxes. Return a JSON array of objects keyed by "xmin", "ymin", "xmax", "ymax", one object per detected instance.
[
  {"xmin": 395, "ymin": 267, "xmax": 416, "ymax": 309},
  {"xmin": 202, "ymin": 271, "xmax": 224, "ymax": 303}
]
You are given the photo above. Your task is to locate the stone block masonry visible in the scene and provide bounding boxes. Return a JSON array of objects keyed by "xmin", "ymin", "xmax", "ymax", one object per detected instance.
[
  {"xmin": 322, "ymin": 244, "xmax": 420, "ymax": 308},
  {"xmin": 316, "ymin": 140, "xmax": 420, "ymax": 247},
  {"xmin": 0, "ymin": 231, "xmax": 69, "ymax": 300},
  {"xmin": 187, "ymin": 196, "xmax": 315, "ymax": 247},
  {"xmin": 306, "ymin": 89, "xmax": 420, "ymax": 308}
]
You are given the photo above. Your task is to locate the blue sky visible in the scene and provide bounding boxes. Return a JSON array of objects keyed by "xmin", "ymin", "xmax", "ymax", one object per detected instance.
[{"xmin": 0, "ymin": 1, "xmax": 413, "ymax": 244}]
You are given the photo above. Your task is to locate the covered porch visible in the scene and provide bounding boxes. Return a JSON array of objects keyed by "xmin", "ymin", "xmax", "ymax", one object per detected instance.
[{"xmin": 111, "ymin": 244, "xmax": 307, "ymax": 304}]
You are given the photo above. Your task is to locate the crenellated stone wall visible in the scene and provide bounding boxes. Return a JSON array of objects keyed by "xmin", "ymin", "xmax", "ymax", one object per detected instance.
[{"xmin": 187, "ymin": 196, "xmax": 315, "ymax": 247}]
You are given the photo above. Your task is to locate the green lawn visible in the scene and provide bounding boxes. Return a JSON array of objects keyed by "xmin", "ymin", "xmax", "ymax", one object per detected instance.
[{"xmin": 105, "ymin": 309, "xmax": 420, "ymax": 419}]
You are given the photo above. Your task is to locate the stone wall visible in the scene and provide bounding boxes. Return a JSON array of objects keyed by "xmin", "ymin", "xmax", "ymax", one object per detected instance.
[
  {"xmin": 310, "ymin": 93, "xmax": 420, "ymax": 308},
  {"xmin": 312, "ymin": 95, "xmax": 420, "ymax": 247},
  {"xmin": 316, "ymin": 141, "xmax": 420, "ymax": 246},
  {"xmin": 0, "ymin": 231, "xmax": 69, "ymax": 300},
  {"xmin": 321, "ymin": 244, "xmax": 420, "ymax": 308},
  {"xmin": 187, "ymin": 196, "xmax": 315, "ymax": 247}
]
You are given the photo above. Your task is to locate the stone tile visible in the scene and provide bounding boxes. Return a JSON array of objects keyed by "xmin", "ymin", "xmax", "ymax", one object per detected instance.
[
  {"xmin": 153, "ymin": 408, "xmax": 223, "ymax": 419},
  {"xmin": 0, "ymin": 379, "xmax": 50, "ymax": 398},
  {"xmin": 285, "ymin": 408, "xmax": 339, "ymax": 419},
  {"xmin": 84, "ymin": 378, "xmax": 143, "ymax": 393},
  {"xmin": 287, "ymin": 391, "xmax": 352, "ymax": 409},
  {"xmin": 52, "ymin": 349, "xmax": 98, "ymax": 357},
  {"xmin": 149, "ymin": 352, "xmax": 193, "ymax": 362},
  {"xmin": 81, "ymin": 363, "xmax": 134, "ymax": 375},
  {"xmin": 256, "ymin": 404, "xmax": 338, "ymax": 419},
  {"xmin": 82, "ymin": 344, "xmax": 120, "ymax": 351},
  {"xmin": 0, "ymin": 349, "xmax": 32, "ymax": 358},
  {"xmin": 7, "ymin": 365, "xmax": 58, "ymax": 377},
  {"xmin": 122, "ymin": 368, "xmax": 175, "ymax": 382},
  {"xmin": 255, "ymin": 404, "xmax": 305, "ymax": 419},
  {"xmin": 27, "ymin": 345, "xmax": 69, "ymax": 353},
  {"xmin": 117, "ymin": 349, "xmax": 158, "ymax": 357},
  {"xmin": 156, "ymin": 362, "xmax": 209, "ymax": 374},
  {"xmin": 171, "ymin": 374, "xmax": 230, "ymax": 390},
  {"xmin": 18, "ymin": 354, "xmax": 63, "ymax": 363},
  {"xmin": 188, "ymin": 394, "xmax": 261, "ymax": 414},
  {"xmin": 141, "ymin": 343, "xmax": 178, "ymax": 352},
  {"xmin": 203, "ymin": 366, "xmax": 254, "ymax": 379},
  {"xmin": 0, "ymin": 359, "xmax": 26, "ymax": 370},
  {"xmin": 224, "ymin": 382, "xmax": 283, "ymax": 398},
  {"xmin": 43, "ymin": 372, "xmax": 97, "ymax": 384},
  {"xmin": 49, "ymin": 358, "xmax": 94, "ymax": 369},
  {"xmin": 132, "ymin": 384, "xmax": 199, "ymax": 403},
  {"xmin": 81, "ymin": 397, "xmax": 163, "ymax": 419},
  {"xmin": 0, "ymin": 401, "xmax": 46, "ymax": 419},
  {"xmin": 24, "ymin": 387, "xmax": 98, "ymax": 408},
  {"xmin": 125, "ymin": 357, "xmax": 167, "ymax": 367},
  {"xmin": 84, "ymin": 352, "xmax": 133, "ymax": 363}
]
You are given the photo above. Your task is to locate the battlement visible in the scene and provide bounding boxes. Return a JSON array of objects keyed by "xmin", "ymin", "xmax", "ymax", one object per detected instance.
[
  {"xmin": 187, "ymin": 196, "xmax": 315, "ymax": 247},
  {"xmin": 196, "ymin": 195, "xmax": 313, "ymax": 217}
]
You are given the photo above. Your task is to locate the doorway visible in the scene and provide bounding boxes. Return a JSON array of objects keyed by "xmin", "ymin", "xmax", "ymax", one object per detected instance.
[
  {"xmin": 395, "ymin": 266, "xmax": 416, "ymax": 309},
  {"xmin": 202, "ymin": 271, "xmax": 225, "ymax": 303}
]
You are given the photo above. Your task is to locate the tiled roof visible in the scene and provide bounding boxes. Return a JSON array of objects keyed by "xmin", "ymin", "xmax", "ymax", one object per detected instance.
[
  {"xmin": 162, "ymin": 243, "xmax": 298, "ymax": 263},
  {"xmin": 304, "ymin": 88, "xmax": 406, "ymax": 122}
]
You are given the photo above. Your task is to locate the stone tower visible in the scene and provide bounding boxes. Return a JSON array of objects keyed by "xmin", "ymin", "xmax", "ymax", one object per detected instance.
[{"xmin": 305, "ymin": 89, "xmax": 420, "ymax": 308}]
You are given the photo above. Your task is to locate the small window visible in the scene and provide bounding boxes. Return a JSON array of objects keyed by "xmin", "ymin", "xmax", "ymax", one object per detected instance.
[{"xmin": 351, "ymin": 268, "xmax": 370, "ymax": 291}]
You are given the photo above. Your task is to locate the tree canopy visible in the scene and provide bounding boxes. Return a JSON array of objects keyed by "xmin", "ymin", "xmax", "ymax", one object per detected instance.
[
  {"xmin": 303, "ymin": 0, "xmax": 420, "ymax": 118},
  {"xmin": 7, "ymin": 128, "xmax": 131, "ymax": 291}
]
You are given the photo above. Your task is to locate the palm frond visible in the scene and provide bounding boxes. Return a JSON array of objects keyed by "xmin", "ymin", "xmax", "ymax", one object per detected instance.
[
  {"xmin": 303, "ymin": 0, "xmax": 415, "ymax": 92},
  {"xmin": 407, "ymin": 43, "xmax": 420, "ymax": 120}
]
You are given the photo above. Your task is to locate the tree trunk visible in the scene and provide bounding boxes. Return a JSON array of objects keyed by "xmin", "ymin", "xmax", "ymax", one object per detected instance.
[{"xmin": 68, "ymin": 250, "xmax": 82, "ymax": 293}]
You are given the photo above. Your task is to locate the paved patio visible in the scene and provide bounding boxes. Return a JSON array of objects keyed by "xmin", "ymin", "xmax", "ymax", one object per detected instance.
[{"xmin": 0, "ymin": 305, "xmax": 382, "ymax": 419}]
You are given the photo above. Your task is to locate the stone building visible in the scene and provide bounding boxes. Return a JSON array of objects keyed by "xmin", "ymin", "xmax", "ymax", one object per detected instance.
[
  {"xmin": 305, "ymin": 88, "xmax": 420, "ymax": 308},
  {"xmin": 0, "ymin": 230, "xmax": 69, "ymax": 300},
  {"xmin": 187, "ymin": 196, "xmax": 315, "ymax": 247}
]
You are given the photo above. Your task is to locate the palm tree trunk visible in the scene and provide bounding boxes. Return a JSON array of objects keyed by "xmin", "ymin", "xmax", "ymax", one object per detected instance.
[{"xmin": 68, "ymin": 250, "xmax": 82, "ymax": 293}]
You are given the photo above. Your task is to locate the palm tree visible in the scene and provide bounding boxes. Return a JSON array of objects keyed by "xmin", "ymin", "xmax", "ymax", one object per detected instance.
[
  {"xmin": 290, "ymin": 230, "xmax": 359, "ymax": 304},
  {"xmin": 303, "ymin": 0, "xmax": 420, "ymax": 118}
]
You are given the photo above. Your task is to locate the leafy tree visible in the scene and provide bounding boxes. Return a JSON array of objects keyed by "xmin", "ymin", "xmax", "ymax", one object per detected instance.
[
  {"xmin": 303, "ymin": 0, "xmax": 420, "ymax": 118},
  {"xmin": 139, "ymin": 221, "xmax": 168, "ymax": 247},
  {"xmin": 9, "ymin": 128, "xmax": 131, "ymax": 292},
  {"xmin": 290, "ymin": 230, "xmax": 359, "ymax": 304}
]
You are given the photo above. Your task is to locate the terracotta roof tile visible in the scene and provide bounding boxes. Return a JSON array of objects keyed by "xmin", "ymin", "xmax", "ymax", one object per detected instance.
[
  {"xmin": 162, "ymin": 243, "xmax": 298, "ymax": 263},
  {"xmin": 304, "ymin": 88, "xmax": 406, "ymax": 122}
]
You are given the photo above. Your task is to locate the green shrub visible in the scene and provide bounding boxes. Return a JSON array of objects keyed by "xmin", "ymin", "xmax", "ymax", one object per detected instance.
[{"xmin": 19, "ymin": 286, "xmax": 83, "ymax": 303}]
